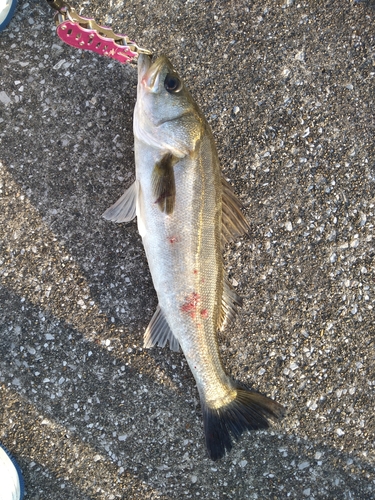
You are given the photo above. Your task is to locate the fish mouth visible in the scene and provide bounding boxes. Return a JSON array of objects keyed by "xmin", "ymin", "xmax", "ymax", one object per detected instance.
[
  {"xmin": 137, "ymin": 53, "xmax": 152, "ymax": 81},
  {"xmin": 138, "ymin": 55, "xmax": 174, "ymax": 94}
]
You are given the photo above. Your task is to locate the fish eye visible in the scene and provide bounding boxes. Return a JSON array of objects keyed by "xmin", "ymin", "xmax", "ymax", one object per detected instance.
[{"xmin": 164, "ymin": 73, "xmax": 182, "ymax": 94}]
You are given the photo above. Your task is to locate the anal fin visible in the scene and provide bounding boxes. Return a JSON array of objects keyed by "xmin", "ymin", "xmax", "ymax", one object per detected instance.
[
  {"xmin": 144, "ymin": 305, "xmax": 180, "ymax": 352},
  {"xmin": 102, "ymin": 180, "xmax": 138, "ymax": 223},
  {"xmin": 222, "ymin": 178, "xmax": 249, "ymax": 245}
]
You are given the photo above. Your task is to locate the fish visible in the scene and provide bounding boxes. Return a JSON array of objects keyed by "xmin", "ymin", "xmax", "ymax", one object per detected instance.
[{"xmin": 103, "ymin": 54, "xmax": 285, "ymax": 460}]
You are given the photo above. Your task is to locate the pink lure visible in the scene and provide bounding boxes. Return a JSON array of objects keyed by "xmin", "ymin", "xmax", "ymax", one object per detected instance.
[{"xmin": 57, "ymin": 19, "xmax": 137, "ymax": 64}]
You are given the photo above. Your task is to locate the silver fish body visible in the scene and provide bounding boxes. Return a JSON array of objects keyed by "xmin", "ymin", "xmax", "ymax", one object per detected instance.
[{"xmin": 104, "ymin": 54, "xmax": 284, "ymax": 460}]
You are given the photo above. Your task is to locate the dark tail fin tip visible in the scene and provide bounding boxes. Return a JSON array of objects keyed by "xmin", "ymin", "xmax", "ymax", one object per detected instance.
[{"xmin": 203, "ymin": 388, "xmax": 285, "ymax": 461}]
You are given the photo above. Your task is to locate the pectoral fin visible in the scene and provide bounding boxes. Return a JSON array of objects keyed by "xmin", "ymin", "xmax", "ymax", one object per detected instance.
[
  {"xmin": 102, "ymin": 180, "xmax": 138, "ymax": 223},
  {"xmin": 152, "ymin": 153, "xmax": 178, "ymax": 215},
  {"xmin": 144, "ymin": 305, "xmax": 180, "ymax": 352},
  {"xmin": 221, "ymin": 178, "xmax": 249, "ymax": 245}
]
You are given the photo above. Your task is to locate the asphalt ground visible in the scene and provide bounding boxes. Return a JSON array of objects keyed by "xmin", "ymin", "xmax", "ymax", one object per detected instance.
[{"xmin": 0, "ymin": 0, "xmax": 374, "ymax": 498}]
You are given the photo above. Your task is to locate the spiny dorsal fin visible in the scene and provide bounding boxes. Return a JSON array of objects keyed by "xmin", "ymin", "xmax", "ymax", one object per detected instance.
[
  {"xmin": 102, "ymin": 180, "xmax": 138, "ymax": 223},
  {"xmin": 144, "ymin": 305, "xmax": 180, "ymax": 352},
  {"xmin": 152, "ymin": 153, "xmax": 178, "ymax": 215},
  {"xmin": 222, "ymin": 178, "xmax": 249, "ymax": 246},
  {"xmin": 218, "ymin": 279, "xmax": 243, "ymax": 331}
]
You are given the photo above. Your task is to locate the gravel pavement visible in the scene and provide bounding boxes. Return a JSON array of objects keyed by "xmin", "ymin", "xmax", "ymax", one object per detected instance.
[{"xmin": 1, "ymin": 1, "xmax": 374, "ymax": 498}]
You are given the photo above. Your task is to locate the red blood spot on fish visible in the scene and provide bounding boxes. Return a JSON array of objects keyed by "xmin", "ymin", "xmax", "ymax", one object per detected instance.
[
  {"xmin": 180, "ymin": 292, "xmax": 200, "ymax": 319},
  {"xmin": 200, "ymin": 309, "xmax": 208, "ymax": 319},
  {"xmin": 169, "ymin": 236, "xmax": 177, "ymax": 244},
  {"xmin": 193, "ymin": 269, "xmax": 198, "ymax": 275}
]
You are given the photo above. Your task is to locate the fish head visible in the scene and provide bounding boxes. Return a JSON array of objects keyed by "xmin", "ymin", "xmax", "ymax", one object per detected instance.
[{"xmin": 134, "ymin": 54, "xmax": 205, "ymax": 157}]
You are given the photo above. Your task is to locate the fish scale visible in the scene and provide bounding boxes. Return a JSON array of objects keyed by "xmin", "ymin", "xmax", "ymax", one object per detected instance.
[
  {"xmin": 137, "ymin": 135, "xmax": 226, "ymax": 401},
  {"xmin": 103, "ymin": 54, "xmax": 285, "ymax": 460}
]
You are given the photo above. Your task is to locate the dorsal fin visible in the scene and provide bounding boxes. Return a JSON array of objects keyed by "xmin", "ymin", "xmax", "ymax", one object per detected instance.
[
  {"xmin": 218, "ymin": 279, "xmax": 243, "ymax": 331},
  {"xmin": 144, "ymin": 305, "xmax": 180, "ymax": 352},
  {"xmin": 102, "ymin": 180, "xmax": 138, "ymax": 223},
  {"xmin": 221, "ymin": 178, "xmax": 249, "ymax": 246}
]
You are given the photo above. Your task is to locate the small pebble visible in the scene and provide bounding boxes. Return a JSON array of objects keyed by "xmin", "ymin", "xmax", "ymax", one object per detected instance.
[
  {"xmin": 298, "ymin": 461, "xmax": 310, "ymax": 470},
  {"xmin": 0, "ymin": 91, "xmax": 11, "ymax": 105},
  {"xmin": 330, "ymin": 253, "xmax": 337, "ymax": 263},
  {"xmin": 295, "ymin": 50, "xmax": 305, "ymax": 62}
]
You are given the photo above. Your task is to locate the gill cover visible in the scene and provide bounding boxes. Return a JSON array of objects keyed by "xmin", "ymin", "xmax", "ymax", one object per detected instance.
[{"xmin": 134, "ymin": 54, "xmax": 204, "ymax": 157}]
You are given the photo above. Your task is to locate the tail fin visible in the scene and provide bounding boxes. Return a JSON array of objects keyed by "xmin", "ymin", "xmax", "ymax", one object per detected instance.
[{"xmin": 202, "ymin": 387, "xmax": 285, "ymax": 461}]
